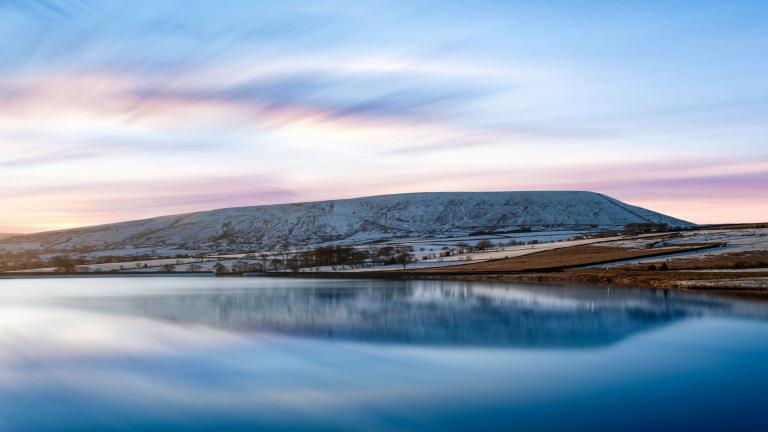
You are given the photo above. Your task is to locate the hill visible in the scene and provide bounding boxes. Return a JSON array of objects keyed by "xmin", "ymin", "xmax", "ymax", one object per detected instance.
[{"xmin": 0, "ymin": 191, "xmax": 691, "ymax": 254}]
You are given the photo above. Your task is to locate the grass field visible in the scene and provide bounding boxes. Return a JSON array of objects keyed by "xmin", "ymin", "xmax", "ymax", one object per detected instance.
[
  {"xmin": 615, "ymin": 250, "xmax": 768, "ymax": 270},
  {"xmin": 410, "ymin": 244, "xmax": 715, "ymax": 273},
  {"xmin": 455, "ymin": 269, "xmax": 768, "ymax": 299}
]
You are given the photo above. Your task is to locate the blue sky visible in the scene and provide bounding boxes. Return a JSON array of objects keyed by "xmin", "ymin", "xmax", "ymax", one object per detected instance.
[{"xmin": 1, "ymin": 0, "xmax": 767, "ymax": 231}]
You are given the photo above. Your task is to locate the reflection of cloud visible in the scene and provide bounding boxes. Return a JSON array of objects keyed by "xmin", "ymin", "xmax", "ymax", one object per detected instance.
[
  {"xmin": 1, "ymin": 278, "xmax": 767, "ymax": 430},
  {"xmin": 0, "ymin": 306, "xmax": 241, "ymax": 369}
]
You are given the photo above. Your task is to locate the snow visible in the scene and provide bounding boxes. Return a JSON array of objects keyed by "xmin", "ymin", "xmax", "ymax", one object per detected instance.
[
  {"xmin": 0, "ymin": 191, "xmax": 691, "ymax": 256},
  {"xmin": 295, "ymin": 260, "xmax": 468, "ymax": 272},
  {"xmin": 12, "ymin": 226, "xmax": 766, "ymax": 274},
  {"xmin": 11, "ymin": 257, "xmax": 210, "ymax": 273},
  {"xmin": 675, "ymin": 278, "xmax": 768, "ymax": 290},
  {"xmin": 592, "ymin": 228, "xmax": 768, "ymax": 268}
]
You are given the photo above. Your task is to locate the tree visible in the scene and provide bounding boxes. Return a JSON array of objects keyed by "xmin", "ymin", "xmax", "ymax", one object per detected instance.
[
  {"xmin": 286, "ymin": 256, "xmax": 303, "ymax": 272},
  {"xmin": 624, "ymin": 223, "xmax": 669, "ymax": 235},
  {"xmin": 161, "ymin": 263, "xmax": 175, "ymax": 272},
  {"xmin": 231, "ymin": 260, "xmax": 252, "ymax": 272},
  {"xmin": 212, "ymin": 263, "xmax": 228, "ymax": 274},
  {"xmin": 51, "ymin": 255, "xmax": 76, "ymax": 273},
  {"xmin": 475, "ymin": 239, "xmax": 493, "ymax": 251},
  {"xmin": 456, "ymin": 242, "xmax": 470, "ymax": 254},
  {"xmin": 393, "ymin": 251, "xmax": 415, "ymax": 269}
]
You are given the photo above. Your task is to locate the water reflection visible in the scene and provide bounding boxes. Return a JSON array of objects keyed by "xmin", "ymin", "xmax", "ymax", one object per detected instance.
[
  {"xmin": 1, "ymin": 277, "xmax": 767, "ymax": 431},
  {"xmin": 29, "ymin": 278, "xmax": 768, "ymax": 348}
]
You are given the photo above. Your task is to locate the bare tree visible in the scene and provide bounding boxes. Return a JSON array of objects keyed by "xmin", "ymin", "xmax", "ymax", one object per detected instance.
[
  {"xmin": 51, "ymin": 255, "xmax": 77, "ymax": 273},
  {"xmin": 475, "ymin": 239, "xmax": 493, "ymax": 251},
  {"xmin": 393, "ymin": 251, "xmax": 415, "ymax": 269}
]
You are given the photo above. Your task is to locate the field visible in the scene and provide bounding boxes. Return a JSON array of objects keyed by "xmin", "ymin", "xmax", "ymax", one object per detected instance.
[
  {"xmin": 457, "ymin": 269, "xmax": 768, "ymax": 299},
  {"xmin": 398, "ymin": 226, "xmax": 768, "ymax": 296},
  {"xmin": 615, "ymin": 250, "xmax": 768, "ymax": 271},
  {"xmin": 410, "ymin": 244, "xmax": 716, "ymax": 273},
  {"xmin": 3, "ymin": 223, "xmax": 767, "ymax": 297}
]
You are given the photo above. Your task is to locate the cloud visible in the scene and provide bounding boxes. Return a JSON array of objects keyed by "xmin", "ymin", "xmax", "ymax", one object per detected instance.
[
  {"xmin": 0, "ymin": 149, "xmax": 93, "ymax": 167},
  {"xmin": 587, "ymin": 171, "xmax": 768, "ymax": 201},
  {"xmin": 0, "ymin": 129, "xmax": 235, "ymax": 168},
  {"xmin": 1, "ymin": 0, "xmax": 766, "ymax": 231},
  {"xmin": 0, "ymin": 65, "xmax": 496, "ymax": 158},
  {"xmin": 0, "ymin": 175, "xmax": 300, "ymax": 232},
  {"xmin": 129, "ymin": 72, "xmax": 483, "ymax": 125},
  {"xmin": 0, "ymin": 0, "xmax": 79, "ymax": 17}
]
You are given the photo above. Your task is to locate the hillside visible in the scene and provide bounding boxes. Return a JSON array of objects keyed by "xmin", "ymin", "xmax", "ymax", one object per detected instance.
[{"xmin": 0, "ymin": 191, "xmax": 691, "ymax": 254}]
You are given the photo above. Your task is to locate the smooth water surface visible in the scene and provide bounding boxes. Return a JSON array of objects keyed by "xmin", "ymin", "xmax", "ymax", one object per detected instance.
[{"xmin": 1, "ymin": 277, "xmax": 767, "ymax": 431}]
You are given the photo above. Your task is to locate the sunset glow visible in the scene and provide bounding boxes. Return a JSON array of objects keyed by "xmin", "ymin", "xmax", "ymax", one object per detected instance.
[{"xmin": 2, "ymin": 1, "xmax": 767, "ymax": 232}]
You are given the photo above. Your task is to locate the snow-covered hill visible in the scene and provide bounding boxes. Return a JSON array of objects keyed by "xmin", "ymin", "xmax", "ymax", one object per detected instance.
[{"xmin": 1, "ymin": 191, "xmax": 691, "ymax": 253}]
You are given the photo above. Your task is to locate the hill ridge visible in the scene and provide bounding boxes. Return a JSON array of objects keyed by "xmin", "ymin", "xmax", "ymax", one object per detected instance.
[{"xmin": 1, "ymin": 191, "xmax": 692, "ymax": 253}]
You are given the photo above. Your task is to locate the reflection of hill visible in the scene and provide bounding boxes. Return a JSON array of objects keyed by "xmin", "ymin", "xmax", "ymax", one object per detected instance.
[{"xmin": 56, "ymin": 280, "xmax": 745, "ymax": 348}]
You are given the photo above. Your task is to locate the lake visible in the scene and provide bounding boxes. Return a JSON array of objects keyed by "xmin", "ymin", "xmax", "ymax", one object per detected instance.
[{"xmin": 1, "ymin": 277, "xmax": 767, "ymax": 431}]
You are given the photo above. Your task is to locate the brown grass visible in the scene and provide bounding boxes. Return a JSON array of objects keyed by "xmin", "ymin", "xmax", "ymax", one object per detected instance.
[
  {"xmin": 411, "ymin": 244, "xmax": 710, "ymax": 273},
  {"xmin": 698, "ymin": 222, "xmax": 768, "ymax": 230},
  {"xmin": 616, "ymin": 251, "xmax": 768, "ymax": 271},
  {"xmin": 435, "ymin": 269, "xmax": 768, "ymax": 298}
]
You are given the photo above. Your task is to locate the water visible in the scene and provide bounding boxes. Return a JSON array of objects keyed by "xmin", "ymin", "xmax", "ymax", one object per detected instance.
[{"xmin": 1, "ymin": 277, "xmax": 767, "ymax": 431}]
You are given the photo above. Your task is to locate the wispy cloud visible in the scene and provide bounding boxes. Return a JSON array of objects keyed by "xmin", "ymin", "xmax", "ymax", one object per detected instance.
[
  {"xmin": 128, "ymin": 71, "xmax": 484, "ymax": 127},
  {"xmin": 1, "ymin": 0, "xmax": 767, "ymax": 231},
  {"xmin": 0, "ymin": 175, "xmax": 300, "ymax": 232},
  {"xmin": 0, "ymin": 0, "xmax": 80, "ymax": 17}
]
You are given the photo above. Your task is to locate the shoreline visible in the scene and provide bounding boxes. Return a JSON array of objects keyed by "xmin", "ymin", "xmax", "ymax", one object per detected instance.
[{"xmin": 2, "ymin": 268, "xmax": 767, "ymax": 300}]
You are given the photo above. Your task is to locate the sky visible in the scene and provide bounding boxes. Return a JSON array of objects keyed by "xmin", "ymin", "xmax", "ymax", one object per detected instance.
[{"xmin": 1, "ymin": 0, "xmax": 767, "ymax": 233}]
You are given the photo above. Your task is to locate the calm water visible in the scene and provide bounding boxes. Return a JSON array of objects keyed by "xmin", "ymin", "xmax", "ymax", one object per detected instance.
[{"xmin": 1, "ymin": 277, "xmax": 767, "ymax": 431}]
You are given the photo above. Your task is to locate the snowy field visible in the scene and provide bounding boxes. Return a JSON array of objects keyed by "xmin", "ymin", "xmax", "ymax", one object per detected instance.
[
  {"xmin": 594, "ymin": 228, "xmax": 768, "ymax": 253},
  {"xmin": 418, "ymin": 232, "xmax": 671, "ymax": 263},
  {"xmin": 592, "ymin": 228, "xmax": 768, "ymax": 268},
  {"xmin": 9, "ymin": 227, "xmax": 766, "ymax": 274},
  {"xmin": 674, "ymin": 278, "xmax": 768, "ymax": 290},
  {"xmin": 296, "ymin": 260, "xmax": 469, "ymax": 273},
  {"xmin": 12, "ymin": 257, "xmax": 211, "ymax": 273}
]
